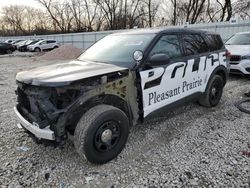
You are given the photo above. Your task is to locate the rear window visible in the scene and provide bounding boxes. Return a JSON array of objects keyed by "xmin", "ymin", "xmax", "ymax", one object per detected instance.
[
  {"xmin": 205, "ymin": 34, "xmax": 224, "ymax": 51},
  {"xmin": 183, "ymin": 34, "xmax": 209, "ymax": 55}
]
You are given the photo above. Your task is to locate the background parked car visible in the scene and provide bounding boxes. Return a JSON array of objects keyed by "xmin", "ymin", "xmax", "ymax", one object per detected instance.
[
  {"xmin": 11, "ymin": 40, "xmax": 25, "ymax": 50},
  {"xmin": 11, "ymin": 40, "xmax": 24, "ymax": 44},
  {"xmin": 14, "ymin": 40, "xmax": 27, "ymax": 48},
  {"xmin": 225, "ymin": 32, "xmax": 250, "ymax": 75},
  {"xmin": 28, "ymin": 40, "xmax": 59, "ymax": 52},
  {"xmin": 18, "ymin": 40, "xmax": 41, "ymax": 52},
  {"xmin": 0, "ymin": 42, "xmax": 15, "ymax": 54}
]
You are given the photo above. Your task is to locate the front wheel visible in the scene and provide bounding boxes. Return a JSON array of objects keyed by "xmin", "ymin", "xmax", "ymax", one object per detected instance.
[
  {"xmin": 74, "ymin": 105, "xmax": 129, "ymax": 164},
  {"xmin": 199, "ymin": 75, "xmax": 224, "ymax": 107}
]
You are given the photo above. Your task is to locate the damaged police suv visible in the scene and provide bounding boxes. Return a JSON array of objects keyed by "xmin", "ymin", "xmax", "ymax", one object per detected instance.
[{"xmin": 15, "ymin": 29, "xmax": 229, "ymax": 164}]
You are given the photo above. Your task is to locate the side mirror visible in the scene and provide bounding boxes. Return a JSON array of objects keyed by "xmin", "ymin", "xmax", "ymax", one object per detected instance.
[
  {"xmin": 133, "ymin": 50, "xmax": 143, "ymax": 62},
  {"xmin": 149, "ymin": 53, "xmax": 170, "ymax": 65},
  {"xmin": 133, "ymin": 50, "xmax": 144, "ymax": 66}
]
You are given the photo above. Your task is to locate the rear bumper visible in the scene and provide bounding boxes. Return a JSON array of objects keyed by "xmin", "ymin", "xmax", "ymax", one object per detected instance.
[{"xmin": 14, "ymin": 106, "xmax": 55, "ymax": 140}]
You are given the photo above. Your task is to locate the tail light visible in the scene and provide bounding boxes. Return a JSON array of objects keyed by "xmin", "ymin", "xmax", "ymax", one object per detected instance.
[
  {"xmin": 225, "ymin": 50, "xmax": 231, "ymax": 58},
  {"xmin": 225, "ymin": 50, "xmax": 231, "ymax": 69}
]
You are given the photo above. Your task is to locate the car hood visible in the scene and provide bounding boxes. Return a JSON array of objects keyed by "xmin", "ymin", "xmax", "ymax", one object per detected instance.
[
  {"xmin": 225, "ymin": 45, "xmax": 250, "ymax": 56},
  {"xmin": 16, "ymin": 60, "xmax": 128, "ymax": 87}
]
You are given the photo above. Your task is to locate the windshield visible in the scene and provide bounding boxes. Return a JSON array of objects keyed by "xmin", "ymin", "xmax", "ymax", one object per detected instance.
[
  {"xmin": 226, "ymin": 34, "xmax": 250, "ymax": 45},
  {"xmin": 78, "ymin": 34, "xmax": 155, "ymax": 67}
]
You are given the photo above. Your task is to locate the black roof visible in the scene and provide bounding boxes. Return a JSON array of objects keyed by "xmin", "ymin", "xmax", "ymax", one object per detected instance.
[{"xmin": 113, "ymin": 28, "xmax": 217, "ymax": 35}]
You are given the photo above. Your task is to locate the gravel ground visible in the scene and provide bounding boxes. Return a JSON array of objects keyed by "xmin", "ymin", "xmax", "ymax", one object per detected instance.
[{"xmin": 0, "ymin": 57, "xmax": 249, "ymax": 188}]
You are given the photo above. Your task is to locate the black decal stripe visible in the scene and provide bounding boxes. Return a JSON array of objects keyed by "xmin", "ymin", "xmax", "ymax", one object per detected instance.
[
  {"xmin": 144, "ymin": 76, "xmax": 163, "ymax": 90},
  {"xmin": 144, "ymin": 69, "xmax": 165, "ymax": 90},
  {"xmin": 182, "ymin": 62, "xmax": 188, "ymax": 78},
  {"xmin": 192, "ymin": 58, "xmax": 200, "ymax": 72},
  {"xmin": 208, "ymin": 54, "xmax": 218, "ymax": 66},
  {"xmin": 171, "ymin": 64, "xmax": 185, "ymax": 79}
]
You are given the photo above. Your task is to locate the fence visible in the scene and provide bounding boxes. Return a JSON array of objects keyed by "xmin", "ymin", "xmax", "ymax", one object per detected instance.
[{"xmin": 1, "ymin": 19, "xmax": 250, "ymax": 49}]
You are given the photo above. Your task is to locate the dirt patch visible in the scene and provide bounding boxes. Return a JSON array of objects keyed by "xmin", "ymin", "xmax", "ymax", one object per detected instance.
[{"xmin": 36, "ymin": 45, "xmax": 83, "ymax": 61}]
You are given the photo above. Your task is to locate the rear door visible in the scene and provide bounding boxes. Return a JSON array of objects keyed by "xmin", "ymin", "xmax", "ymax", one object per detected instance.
[
  {"xmin": 181, "ymin": 33, "xmax": 226, "ymax": 92},
  {"xmin": 47, "ymin": 40, "xmax": 56, "ymax": 49},
  {"xmin": 39, "ymin": 41, "xmax": 48, "ymax": 50}
]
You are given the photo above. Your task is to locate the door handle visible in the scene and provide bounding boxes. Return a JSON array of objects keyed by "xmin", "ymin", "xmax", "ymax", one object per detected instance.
[{"xmin": 148, "ymin": 71, "xmax": 154, "ymax": 77}]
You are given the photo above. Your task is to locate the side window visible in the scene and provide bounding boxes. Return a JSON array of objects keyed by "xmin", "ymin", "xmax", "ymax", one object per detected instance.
[
  {"xmin": 40, "ymin": 41, "xmax": 47, "ymax": 45},
  {"xmin": 149, "ymin": 35, "xmax": 182, "ymax": 60},
  {"xmin": 47, "ymin": 40, "xmax": 56, "ymax": 43},
  {"xmin": 205, "ymin": 34, "xmax": 224, "ymax": 51},
  {"xmin": 183, "ymin": 34, "xmax": 209, "ymax": 56}
]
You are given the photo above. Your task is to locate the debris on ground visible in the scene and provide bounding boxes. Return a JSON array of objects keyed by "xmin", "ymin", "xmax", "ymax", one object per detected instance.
[{"xmin": 16, "ymin": 145, "xmax": 30, "ymax": 152}]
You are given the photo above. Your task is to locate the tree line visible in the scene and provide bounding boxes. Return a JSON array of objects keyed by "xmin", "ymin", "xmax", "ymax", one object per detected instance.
[{"xmin": 0, "ymin": 0, "xmax": 249, "ymax": 36}]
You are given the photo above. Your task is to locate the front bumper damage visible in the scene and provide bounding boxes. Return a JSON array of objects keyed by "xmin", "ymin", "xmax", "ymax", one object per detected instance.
[
  {"xmin": 14, "ymin": 82, "xmax": 80, "ymax": 143},
  {"xmin": 14, "ymin": 106, "xmax": 55, "ymax": 140}
]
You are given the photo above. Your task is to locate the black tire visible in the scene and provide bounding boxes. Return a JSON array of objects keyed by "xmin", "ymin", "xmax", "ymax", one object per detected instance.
[
  {"xmin": 35, "ymin": 47, "xmax": 41, "ymax": 52},
  {"xmin": 199, "ymin": 75, "xmax": 224, "ymax": 107},
  {"xmin": 74, "ymin": 104, "xmax": 129, "ymax": 164}
]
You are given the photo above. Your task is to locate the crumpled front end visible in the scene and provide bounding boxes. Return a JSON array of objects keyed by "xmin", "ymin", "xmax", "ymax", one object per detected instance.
[
  {"xmin": 14, "ymin": 69, "xmax": 139, "ymax": 145},
  {"xmin": 15, "ymin": 81, "xmax": 83, "ymax": 143}
]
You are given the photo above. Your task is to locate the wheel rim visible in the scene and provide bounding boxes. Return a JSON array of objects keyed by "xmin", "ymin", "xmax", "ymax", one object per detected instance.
[
  {"xmin": 94, "ymin": 121, "xmax": 121, "ymax": 152},
  {"xmin": 35, "ymin": 48, "xmax": 40, "ymax": 52},
  {"xmin": 209, "ymin": 79, "xmax": 221, "ymax": 105}
]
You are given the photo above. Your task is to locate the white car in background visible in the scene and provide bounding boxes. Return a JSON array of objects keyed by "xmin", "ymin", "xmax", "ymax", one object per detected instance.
[
  {"xmin": 225, "ymin": 32, "xmax": 250, "ymax": 75},
  {"xmin": 28, "ymin": 40, "xmax": 59, "ymax": 52}
]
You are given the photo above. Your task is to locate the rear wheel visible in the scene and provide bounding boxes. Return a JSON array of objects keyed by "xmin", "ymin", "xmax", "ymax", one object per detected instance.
[
  {"xmin": 74, "ymin": 105, "xmax": 129, "ymax": 164},
  {"xmin": 199, "ymin": 75, "xmax": 224, "ymax": 107},
  {"xmin": 35, "ymin": 47, "xmax": 41, "ymax": 52}
]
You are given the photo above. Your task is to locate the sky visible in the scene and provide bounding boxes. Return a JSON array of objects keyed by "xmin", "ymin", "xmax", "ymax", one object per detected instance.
[{"xmin": 0, "ymin": 0, "xmax": 41, "ymax": 10}]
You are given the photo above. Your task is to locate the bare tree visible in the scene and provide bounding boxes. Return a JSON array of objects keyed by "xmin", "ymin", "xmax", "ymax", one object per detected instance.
[
  {"xmin": 0, "ymin": 0, "xmax": 244, "ymax": 36},
  {"xmin": 233, "ymin": 0, "xmax": 250, "ymax": 19},
  {"xmin": 172, "ymin": 0, "xmax": 177, "ymax": 25},
  {"xmin": 215, "ymin": 0, "xmax": 232, "ymax": 21},
  {"xmin": 0, "ymin": 5, "xmax": 51, "ymax": 36},
  {"xmin": 36, "ymin": 0, "xmax": 74, "ymax": 32},
  {"xmin": 143, "ymin": 0, "xmax": 159, "ymax": 27}
]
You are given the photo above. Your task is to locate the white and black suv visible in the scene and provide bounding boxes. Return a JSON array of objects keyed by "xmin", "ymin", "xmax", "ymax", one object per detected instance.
[
  {"xmin": 14, "ymin": 29, "xmax": 229, "ymax": 164},
  {"xmin": 28, "ymin": 39, "xmax": 59, "ymax": 52}
]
